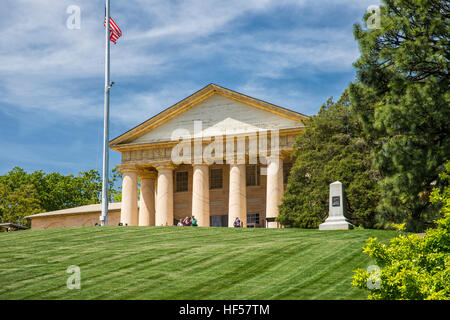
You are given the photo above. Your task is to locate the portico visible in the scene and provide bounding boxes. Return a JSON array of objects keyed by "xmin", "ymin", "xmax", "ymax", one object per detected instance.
[
  {"xmin": 116, "ymin": 160, "xmax": 286, "ymax": 228},
  {"xmin": 110, "ymin": 84, "xmax": 307, "ymax": 228}
]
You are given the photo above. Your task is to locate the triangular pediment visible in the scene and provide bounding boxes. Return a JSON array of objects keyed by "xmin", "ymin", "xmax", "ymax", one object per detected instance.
[
  {"xmin": 194, "ymin": 117, "xmax": 262, "ymax": 138},
  {"xmin": 110, "ymin": 84, "xmax": 307, "ymax": 148}
]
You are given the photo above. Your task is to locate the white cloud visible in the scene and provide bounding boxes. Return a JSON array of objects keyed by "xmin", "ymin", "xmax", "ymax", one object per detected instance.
[
  {"xmin": 0, "ymin": 0, "xmax": 385, "ymax": 174},
  {"xmin": 0, "ymin": 0, "xmax": 377, "ymax": 127},
  {"xmin": 110, "ymin": 81, "xmax": 202, "ymax": 126},
  {"xmin": 127, "ymin": 0, "xmax": 273, "ymax": 41}
]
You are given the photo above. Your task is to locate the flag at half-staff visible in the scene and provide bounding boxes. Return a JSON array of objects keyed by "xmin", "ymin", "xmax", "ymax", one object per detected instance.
[
  {"xmin": 104, "ymin": 17, "xmax": 122, "ymax": 44},
  {"xmin": 100, "ymin": 0, "xmax": 121, "ymax": 226}
]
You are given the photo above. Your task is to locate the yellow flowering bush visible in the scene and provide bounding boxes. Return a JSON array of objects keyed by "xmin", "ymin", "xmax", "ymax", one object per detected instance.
[{"xmin": 352, "ymin": 162, "xmax": 450, "ymax": 299}]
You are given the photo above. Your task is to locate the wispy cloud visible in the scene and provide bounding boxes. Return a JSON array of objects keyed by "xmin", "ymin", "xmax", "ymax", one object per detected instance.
[
  {"xmin": 0, "ymin": 0, "xmax": 380, "ymax": 173},
  {"xmin": 127, "ymin": 0, "xmax": 273, "ymax": 41},
  {"xmin": 0, "ymin": 0, "xmax": 379, "ymax": 120}
]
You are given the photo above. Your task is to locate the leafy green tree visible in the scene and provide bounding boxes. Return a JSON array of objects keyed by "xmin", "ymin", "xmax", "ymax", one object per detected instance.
[
  {"xmin": 0, "ymin": 182, "xmax": 40, "ymax": 226},
  {"xmin": 349, "ymin": 0, "xmax": 450, "ymax": 231},
  {"xmin": 28, "ymin": 168, "xmax": 121, "ymax": 211},
  {"xmin": 278, "ymin": 90, "xmax": 381, "ymax": 228},
  {"xmin": 352, "ymin": 161, "xmax": 450, "ymax": 300},
  {"xmin": 110, "ymin": 167, "xmax": 123, "ymax": 202},
  {"xmin": 0, "ymin": 167, "xmax": 122, "ymax": 224}
]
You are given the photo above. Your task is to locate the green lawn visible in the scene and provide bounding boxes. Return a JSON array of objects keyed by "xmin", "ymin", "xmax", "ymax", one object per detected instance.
[{"xmin": 0, "ymin": 226, "xmax": 396, "ymax": 300}]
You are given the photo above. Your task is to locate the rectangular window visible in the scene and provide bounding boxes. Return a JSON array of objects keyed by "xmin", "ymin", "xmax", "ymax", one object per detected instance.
[
  {"xmin": 210, "ymin": 168, "xmax": 223, "ymax": 189},
  {"xmin": 210, "ymin": 215, "xmax": 228, "ymax": 227},
  {"xmin": 246, "ymin": 165, "xmax": 260, "ymax": 186},
  {"xmin": 175, "ymin": 171, "xmax": 188, "ymax": 192},
  {"xmin": 247, "ymin": 213, "xmax": 260, "ymax": 228},
  {"xmin": 283, "ymin": 162, "xmax": 293, "ymax": 184}
]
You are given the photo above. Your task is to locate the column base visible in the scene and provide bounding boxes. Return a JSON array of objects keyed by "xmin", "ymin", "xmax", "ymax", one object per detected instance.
[
  {"xmin": 319, "ymin": 216, "xmax": 353, "ymax": 230},
  {"xmin": 266, "ymin": 220, "xmax": 280, "ymax": 228}
]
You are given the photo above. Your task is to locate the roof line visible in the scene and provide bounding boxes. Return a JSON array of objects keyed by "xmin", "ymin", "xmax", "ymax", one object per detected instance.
[
  {"xmin": 109, "ymin": 83, "xmax": 309, "ymax": 146},
  {"xmin": 212, "ymin": 83, "xmax": 309, "ymax": 118},
  {"xmin": 110, "ymin": 83, "xmax": 216, "ymax": 144}
]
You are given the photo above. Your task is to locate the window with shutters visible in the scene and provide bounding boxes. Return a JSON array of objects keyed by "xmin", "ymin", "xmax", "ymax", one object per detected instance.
[
  {"xmin": 246, "ymin": 165, "xmax": 260, "ymax": 186},
  {"xmin": 210, "ymin": 168, "xmax": 223, "ymax": 189},
  {"xmin": 175, "ymin": 171, "xmax": 188, "ymax": 192}
]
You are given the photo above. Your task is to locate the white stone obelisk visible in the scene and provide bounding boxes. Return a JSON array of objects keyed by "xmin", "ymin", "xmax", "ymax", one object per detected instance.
[{"xmin": 319, "ymin": 181, "xmax": 353, "ymax": 230}]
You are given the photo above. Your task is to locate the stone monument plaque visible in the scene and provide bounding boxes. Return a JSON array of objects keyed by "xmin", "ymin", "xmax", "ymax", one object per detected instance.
[{"xmin": 332, "ymin": 196, "xmax": 340, "ymax": 207}]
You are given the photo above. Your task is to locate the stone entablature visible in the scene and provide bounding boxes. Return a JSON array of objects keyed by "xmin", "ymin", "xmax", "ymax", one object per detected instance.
[{"xmin": 119, "ymin": 132, "xmax": 298, "ymax": 166}]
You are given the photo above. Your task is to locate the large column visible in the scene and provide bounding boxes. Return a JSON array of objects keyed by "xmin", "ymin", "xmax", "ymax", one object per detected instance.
[
  {"xmin": 155, "ymin": 164, "xmax": 174, "ymax": 226},
  {"xmin": 120, "ymin": 167, "xmax": 139, "ymax": 226},
  {"xmin": 266, "ymin": 157, "xmax": 284, "ymax": 228},
  {"xmin": 192, "ymin": 164, "xmax": 210, "ymax": 227},
  {"xmin": 228, "ymin": 164, "xmax": 247, "ymax": 227},
  {"xmin": 138, "ymin": 170, "xmax": 157, "ymax": 226}
]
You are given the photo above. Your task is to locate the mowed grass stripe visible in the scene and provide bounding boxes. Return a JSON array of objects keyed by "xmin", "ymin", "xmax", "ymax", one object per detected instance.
[
  {"xmin": 0, "ymin": 227, "xmax": 395, "ymax": 299},
  {"xmin": 266, "ymin": 242, "xmax": 361, "ymax": 299},
  {"xmin": 2, "ymin": 242, "xmax": 185, "ymax": 298},
  {"xmin": 159, "ymin": 243, "xmax": 298, "ymax": 299},
  {"xmin": 307, "ymin": 241, "xmax": 376, "ymax": 300},
  {"xmin": 220, "ymin": 243, "xmax": 321, "ymax": 300},
  {"xmin": 93, "ymin": 239, "xmax": 290, "ymax": 299}
]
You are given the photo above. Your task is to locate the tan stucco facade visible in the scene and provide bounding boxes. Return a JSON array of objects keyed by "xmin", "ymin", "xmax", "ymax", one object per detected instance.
[
  {"xmin": 28, "ymin": 203, "xmax": 122, "ymax": 229},
  {"xmin": 27, "ymin": 84, "xmax": 307, "ymax": 229}
]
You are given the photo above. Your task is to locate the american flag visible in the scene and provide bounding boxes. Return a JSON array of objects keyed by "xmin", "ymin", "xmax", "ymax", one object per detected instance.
[{"xmin": 104, "ymin": 17, "xmax": 122, "ymax": 44}]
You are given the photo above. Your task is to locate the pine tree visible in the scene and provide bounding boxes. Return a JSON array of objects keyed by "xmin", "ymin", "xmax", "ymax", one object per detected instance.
[{"xmin": 349, "ymin": 0, "xmax": 450, "ymax": 231}]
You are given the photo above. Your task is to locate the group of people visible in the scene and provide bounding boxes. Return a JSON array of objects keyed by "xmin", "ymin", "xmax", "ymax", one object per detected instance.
[
  {"xmin": 177, "ymin": 216, "xmax": 198, "ymax": 227},
  {"xmin": 177, "ymin": 216, "xmax": 242, "ymax": 227},
  {"xmin": 98, "ymin": 216, "xmax": 242, "ymax": 227}
]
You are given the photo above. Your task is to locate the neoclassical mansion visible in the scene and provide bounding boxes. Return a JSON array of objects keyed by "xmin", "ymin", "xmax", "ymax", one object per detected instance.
[{"xmin": 28, "ymin": 84, "xmax": 307, "ymax": 229}]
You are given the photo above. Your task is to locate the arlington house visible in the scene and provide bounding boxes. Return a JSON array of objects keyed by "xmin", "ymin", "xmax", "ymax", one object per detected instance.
[{"xmin": 27, "ymin": 84, "xmax": 308, "ymax": 229}]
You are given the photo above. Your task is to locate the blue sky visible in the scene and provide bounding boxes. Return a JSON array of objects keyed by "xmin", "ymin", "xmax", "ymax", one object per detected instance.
[{"xmin": 0, "ymin": 0, "xmax": 380, "ymax": 176}]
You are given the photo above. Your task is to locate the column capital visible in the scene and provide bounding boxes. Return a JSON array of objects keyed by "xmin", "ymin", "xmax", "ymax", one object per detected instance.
[
  {"xmin": 138, "ymin": 169, "xmax": 157, "ymax": 180},
  {"xmin": 265, "ymin": 154, "xmax": 282, "ymax": 163},
  {"xmin": 229, "ymin": 163, "xmax": 246, "ymax": 168},
  {"xmin": 192, "ymin": 162, "xmax": 211, "ymax": 167},
  {"xmin": 153, "ymin": 161, "xmax": 175, "ymax": 171},
  {"xmin": 116, "ymin": 164, "xmax": 139, "ymax": 174}
]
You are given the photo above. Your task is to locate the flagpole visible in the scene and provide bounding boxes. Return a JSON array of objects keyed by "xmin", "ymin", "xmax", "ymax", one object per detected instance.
[{"xmin": 100, "ymin": 0, "xmax": 111, "ymax": 226}]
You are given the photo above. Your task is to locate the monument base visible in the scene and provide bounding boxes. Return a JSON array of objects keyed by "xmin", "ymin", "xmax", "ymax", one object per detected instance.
[{"xmin": 319, "ymin": 217, "xmax": 353, "ymax": 230}]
